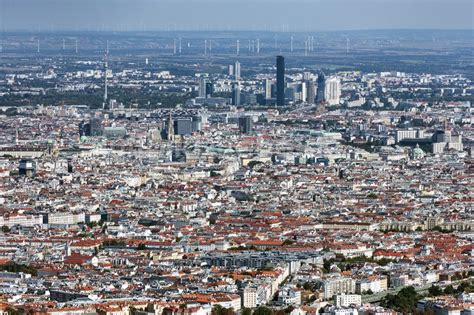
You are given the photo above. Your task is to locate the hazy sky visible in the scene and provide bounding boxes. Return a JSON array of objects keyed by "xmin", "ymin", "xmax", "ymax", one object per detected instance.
[{"xmin": 1, "ymin": 0, "xmax": 473, "ymax": 32}]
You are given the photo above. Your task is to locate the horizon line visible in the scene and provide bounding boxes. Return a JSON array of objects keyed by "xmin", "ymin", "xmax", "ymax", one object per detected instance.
[{"xmin": 1, "ymin": 27, "xmax": 473, "ymax": 34}]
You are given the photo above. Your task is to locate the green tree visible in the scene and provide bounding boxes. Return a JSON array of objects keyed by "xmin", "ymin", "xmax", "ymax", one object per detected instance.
[
  {"xmin": 382, "ymin": 286, "xmax": 419, "ymax": 313},
  {"xmin": 282, "ymin": 239, "xmax": 294, "ymax": 246},
  {"xmin": 444, "ymin": 285, "xmax": 455, "ymax": 295},
  {"xmin": 428, "ymin": 285, "xmax": 442, "ymax": 296},
  {"xmin": 253, "ymin": 306, "xmax": 273, "ymax": 315},
  {"xmin": 248, "ymin": 160, "xmax": 263, "ymax": 169},
  {"xmin": 302, "ymin": 282, "xmax": 313, "ymax": 291},
  {"xmin": 241, "ymin": 308, "xmax": 252, "ymax": 315}
]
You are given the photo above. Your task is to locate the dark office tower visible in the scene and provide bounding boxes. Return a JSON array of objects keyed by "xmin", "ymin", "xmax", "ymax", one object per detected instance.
[
  {"xmin": 174, "ymin": 118, "xmax": 193, "ymax": 136},
  {"xmin": 306, "ymin": 81, "xmax": 316, "ymax": 104},
  {"xmin": 191, "ymin": 115, "xmax": 202, "ymax": 132},
  {"xmin": 79, "ymin": 121, "xmax": 89, "ymax": 137},
  {"xmin": 238, "ymin": 116, "xmax": 253, "ymax": 134},
  {"xmin": 205, "ymin": 82, "xmax": 214, "ymax": 98},
  {"xmin": 276, "ymin": 56, "xmax": 285, "ymax": 106},
  {"xmin": 316, "ymin": 72, "xmax": 326, "ymax": 103}
]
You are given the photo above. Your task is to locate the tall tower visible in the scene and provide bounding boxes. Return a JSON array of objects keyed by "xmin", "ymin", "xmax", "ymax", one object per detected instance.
[
  {"xmin": 265, "ymin": 78, "xmax": 273, "ymax": 99},
  {"xmin": 198, "ymin": 77, "xmax": 208, "ymax": 98},
  {"xmin": 306, "ymin": 80, "xmax": 316, "ymax": 104},
  {"xmin": 316, "ymin": 72, "xmax": 326, "ymax": 103},
  {"xmin": 103, "ymin": 52, "xmax": 108, "ymax": 110},
  {"xmin": 234, "ymin": 61, "xmax": 241, "ymax": 80},
  {"xmin": 276, "ymin": 55, "xmax": 285, "ymax": 106},
  {"xmin": 167, "ymin": 112, "xmax": 175, "ymax": 141},
  {"xmin": 232, "ymin": 82, "xmax": 241, "ymax": 106}
]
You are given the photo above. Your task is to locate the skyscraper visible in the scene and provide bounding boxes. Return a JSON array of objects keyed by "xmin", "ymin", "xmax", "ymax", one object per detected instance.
[
  {"xmin": 325, "ymin": 76, "xmax": 341, "ymax": 106},
  {"xmin": 198, "ymin": 77, "xmax": 208, "ymax": 98},
  {"xmin": 276, "ymin": 56, "xmax": 285, "ymax": 106},
  {"xmin": 234, "ymin": 61, "xmax": 241, "ymax": 80},
  {"xmin": 316, "ymin": 73, "xmax": 341, "ymax": 106},
  {"xmin": 316, "ymin": 72, "xmax": 326, "ymax": 103},
  {"xmin": 306, "ymin": 80, "xmax": 316, "ymax": 104},
  {"xmin": 265, "ymin": 78, "xmax": 273, "ymax": 100},
  {"xmin": 232, "ymin": 82, "xmax": 241, "ymax": 106},
  {"xmin": 238, "ymin": 116, "xmax": 253, "ymax": 134},
  {"xmin": 205, "ymin": 82, "xmax": 214, "ymax": 98}
]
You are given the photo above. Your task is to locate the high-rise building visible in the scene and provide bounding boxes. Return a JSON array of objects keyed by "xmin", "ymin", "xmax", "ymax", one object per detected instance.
[
  {"xmin": 325, "ymin": 76, "xmax": 341, "ymax": 106},
  {"xmin": 174, "ymin": 118, "xmax": 193, "ymax": 136},
  {"xmin": 234, "ymin": 61, "xmax": 241, "ymax": 80},
  {"xmin": 238, "ymin": 116, "xmax": 253, "ymax": 134},
  {"xmin": 265, "ymin": 79, "xmax": 273, "ymax": 99},
  {"xmin": 79, "ymin": 119, "xmax": 103, "ymax": 137},
  {"xmin": 306, "ymin": 80, "xmax": 316, "ymax": 104},
  {"xmin": 228, "ymin": 64, "xmax": 234, "ymax": 76},
  {"xmin": 205, "ymin": 82, "xmax": 214, "ymax": 98},
  {"xmin": 198, "ymin": 77, "xmax": 208, "ymax": 98},
  {"xmin": 276, "ymin": 56, "xmax": 285, "ymax": 106},
  {"xmin": 316, "ymin": 72, "xmax": 326, "ymax": 103},
  {"xmin": 191, "ymin": 115, "xmax": 202, "ymax": 132},
  {"xmin": 232, "ymin": 82, "xmax": 241, "ymax": 106}
]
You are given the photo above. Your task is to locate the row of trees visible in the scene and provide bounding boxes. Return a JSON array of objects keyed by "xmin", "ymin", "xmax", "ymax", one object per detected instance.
[
  {"xmin": 0, "ymin": 262, "xmax": 38, "ymax": 276},
  {"xmin": 212, "ymin": 305, "xmax": 295, "ymax": 315},
  {"xmin": 383, "ymin": 280, "xmax": 474, "ymax": 313}
]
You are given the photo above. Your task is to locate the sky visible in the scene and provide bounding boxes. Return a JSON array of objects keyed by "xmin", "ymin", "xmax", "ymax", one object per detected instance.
[{"xmin": 1, "ymin": 0, "xmax": 473, "ymax": 32}]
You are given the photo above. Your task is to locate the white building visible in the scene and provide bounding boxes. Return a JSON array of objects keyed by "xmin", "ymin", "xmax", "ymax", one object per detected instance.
[
  {"xmin": 322, "ymin": 277, "xmax": 356, "ymax": 299},
  {"xmin": 324, "ymin": 76, "xmax": 341, "ymax": 106},
  {"xmin": 334, "ymin": 294, "xmax": 362, "ymax": 307},
  {"xmin": 278, "ymin": 286, "xmax": 301, "ymax": 306}
]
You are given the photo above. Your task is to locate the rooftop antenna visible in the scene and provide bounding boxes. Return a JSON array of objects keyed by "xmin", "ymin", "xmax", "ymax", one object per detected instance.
[{"xmin": 290, "ymin": 35, "xmax": 293, "ymax": 52}]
